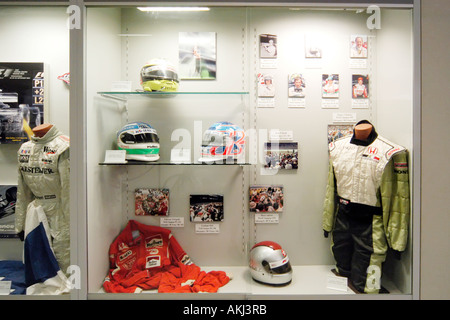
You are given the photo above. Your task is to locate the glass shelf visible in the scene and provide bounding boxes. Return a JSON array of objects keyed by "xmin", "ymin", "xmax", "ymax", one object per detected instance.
[
  {"xmin": 99, "ymin": 161, "xmax": 251, "ymax": 166},
  {"xmin": 98, "ymin": 91, "xmax": 249, "ymax": 101}
]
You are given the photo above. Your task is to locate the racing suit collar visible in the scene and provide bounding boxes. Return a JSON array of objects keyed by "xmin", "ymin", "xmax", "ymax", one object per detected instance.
[
  {"xmin": 31, "ymin": 125, "xmax": 60, "ymax": 144},
  {"xmin": 350, "ymin": 120, "xmax": 378, "ymax": 146}
]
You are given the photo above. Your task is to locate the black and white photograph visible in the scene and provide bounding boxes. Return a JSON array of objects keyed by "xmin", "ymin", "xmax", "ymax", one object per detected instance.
[
  {"xmin": 249, "ymin": 185, "xmax": 284, "ymax": 213},
  {"xmin": 305, "ymin": 35, "xmax": 322, "ymax": 58},
  {"xmin": 190, "ymin": 194, "xmax": 224, "ymax": 222},
  {"xmin": 179, "ymin": 32, "xmax": 217, "ymax": 79},
  {"xmin": 259, "ymin": 34, "xmax": 277, "ymax": 58},
  {"xmin": 135, "ymin": 188, "xmax": 170, "ymax": 216},
  {"xmin": 264, "ymin": 142, "xmax": 299, "ymax": 170}
]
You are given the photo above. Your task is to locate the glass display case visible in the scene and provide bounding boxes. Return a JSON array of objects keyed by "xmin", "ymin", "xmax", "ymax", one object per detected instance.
[
  {"xmin": 0, "ymin": 0, "xmax": 419, "ymax": 300},
  {"xmin": 84, "ymin": 3, "xmax": 417, "ymax": 299}
]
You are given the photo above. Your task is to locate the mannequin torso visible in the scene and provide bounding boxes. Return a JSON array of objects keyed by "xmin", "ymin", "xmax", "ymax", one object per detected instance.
[
  {"xmin": 32, "ymin": 123, "xmax": 53, "ymax": 138},
  {"xmin": 354, "ymin": 123, "xmax": 373, "ymax": 140}
]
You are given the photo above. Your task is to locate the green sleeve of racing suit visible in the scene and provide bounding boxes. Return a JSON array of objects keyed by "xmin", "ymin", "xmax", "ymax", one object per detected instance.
[
  {"xmin": 59, "ymin": 149, "xmax": 70, "ymax": 224},
  {"xmin": 322, "ymin": 160, "xmax": 337, "ymax": 233},
  {"xmin": 15, "ymin": 167, "xmax": 33, "ymax": 234},
  {"xmin": 380, "ymin": 151, "xmax": 410, "ymax": 252}
]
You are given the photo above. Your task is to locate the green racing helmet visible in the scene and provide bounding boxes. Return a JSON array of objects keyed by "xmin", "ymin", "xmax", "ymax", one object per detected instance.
[{"xmin": 117, "ymin": 122, "xmax": 160, "ymax": 161}]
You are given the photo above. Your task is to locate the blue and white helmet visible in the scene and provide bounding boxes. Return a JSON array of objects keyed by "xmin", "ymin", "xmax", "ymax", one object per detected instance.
[
  {"xmin": 117, "ymin": 122, "xmax": 160, "ymax": 161},
  {"xmin": 199, "ymin": 121, "xmax": 245, "ymax": 163}
]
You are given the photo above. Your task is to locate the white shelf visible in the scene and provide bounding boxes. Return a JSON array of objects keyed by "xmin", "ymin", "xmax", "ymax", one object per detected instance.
[{"xmin": 90, "ymin": 265, "xmax": 409, "ymax": 299}]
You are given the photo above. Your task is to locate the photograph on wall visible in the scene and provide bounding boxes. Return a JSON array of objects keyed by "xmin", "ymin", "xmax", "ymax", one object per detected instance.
[
  {"xmin": 305, "ymin": 35, "xmax": 322, "ymax": 58},
  {"xmin": 352, "ymin": 74, "xmax": 369, "ymax": 99},
  {"xmin": 259, "ymin": 34, "xmax": 277, "ymax": 58},
  {"xmin": 0, "ymin": 185, "xmax": 17, "ymax": 238},
  {"xmin": 350, "ymin": 35, "xmax": 368, "ymax": 58},
  {"xmin": 0, "ymin": 62, "xmax": 44, "ymax": 144},
  {"xmin": 327, "ymin": 124, "xmax": 354, "ymax": 144},
  {"xmin": 288, "ymin": 73, "xmax": 306, "ymax": 97},
  {"xmin": 190, "ymin": 194, "xmax": 224, "ymax": 222},
  {"xmin": 322, "ymin": 74, "xmax": 340, "ymax": 98},
  {"xmin": 257, "ymin": 73, "xmax": 275, "ymax": 97},
  {"xmin": 249, "ymin": 185, "xmax": 284, "ymax": 213},
  {"xmin": 263, "ymin": 142, "xmax": 298, "ymax": 170},
  {"xmin": 178, "ymin": 32, "xmax": 216, "ymax": 80},
  {"xmin": 135, "ymin": 188, "xmax": 169, "ymax": 216}
]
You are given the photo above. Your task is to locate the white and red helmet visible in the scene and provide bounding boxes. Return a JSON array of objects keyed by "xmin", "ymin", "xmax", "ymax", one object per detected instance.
[{"xmin": 249, "ymin": 241, "xmax": 292, "ymax": 286}]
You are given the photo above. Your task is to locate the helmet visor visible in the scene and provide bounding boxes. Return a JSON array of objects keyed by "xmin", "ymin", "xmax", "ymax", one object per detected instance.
[
  {"xmin": 269, "ymin": 261, "xmax": 292, "ymax": 274},
  {"xmin": 120, "ymin": 132, "xmax": 159, "ymax": 144},
  {"xmin": 265, "ymin": 256, "xmax": 292, "ymax": 274},
  {"xmin": 141, "ymin": 66, "xmax": 179, "ymax": 82}
]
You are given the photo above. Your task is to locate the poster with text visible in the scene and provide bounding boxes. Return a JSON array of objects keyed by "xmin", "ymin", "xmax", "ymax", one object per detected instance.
[{"xmin": 0, "ymin": 62, "xmax": 44, "ymax": 144}]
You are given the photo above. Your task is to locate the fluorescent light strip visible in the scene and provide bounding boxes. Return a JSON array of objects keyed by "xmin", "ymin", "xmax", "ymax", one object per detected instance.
[{"xmin": 138, "ymin": 7, "xmax": 210, "ymax": 12}]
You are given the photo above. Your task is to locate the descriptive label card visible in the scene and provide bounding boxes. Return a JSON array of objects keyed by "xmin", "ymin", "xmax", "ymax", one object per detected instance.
[
  {"xmin": 195, "ymin": 224, "xmax": 220, "ymax": 234},
  {"xmin": 326, "ymin": 274, "xmax": 348, "ymax": 292},
  {"xmin": 160, "ymin": 217, "xmax": 184, "ymax": 228},
  {"xmin": 104, "ymin": 150, "xmax": 127, "ymax": 164},
  {"xmin": 0, "ymin": 281, "xmax": 11, "ymax": 295},
  {"xmin": 255, "ymin": 213, "xmax": 279, "ymax": 224}
]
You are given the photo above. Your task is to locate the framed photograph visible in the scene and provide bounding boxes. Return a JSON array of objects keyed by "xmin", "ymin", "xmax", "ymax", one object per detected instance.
[
  {"xmin": 190, "ymin": 194, "xmax": 224, "ymax": 222},
  {"xmin": 352, "ymin": 74, "xmax": 369, "ymax": 99},
  {"xmin": 0, "ymin": 62, "xmax": 44, "ymax": 144},
  {"xmin": 135, "ymin": 188, "xmax": 169, "ymax": 216},
  {"xmin": 259, "ymin": 34, "xmax": 277, "ymax": 58},
  {"xmin": 305, "ymin": 36, "xmax": 322, "ymax": 58},
  {"xmin": 350, "ymin": 35, "xmax": 368, "ymax": 58},
  {"xmin": 327, "ymin": 124, "xmax": 354, "ymax": 144},
  {"xmin": 257, "ymin": 73, "xmax": 275, "ymax": 97},
  {"xmin": 288, "ymin": 73, "xmax": 305, "ymax": 97},
  {"xmin": 178, "ymin": 32, "xmax": 216, "ymax": 79},
  {"xmin": 263, "ymin": 142, "xmax": 298, "ymax": 170},
  {"xmin": 249, "ymin": 185, "xmax": 284, "ymax": 213},
  {"xmin": 322, "ymin": 74, "xmax": 340, "ymax": 98},
  {"xmin": 0, "ymin": 185, "xmax": 18, "ymax": 238}
]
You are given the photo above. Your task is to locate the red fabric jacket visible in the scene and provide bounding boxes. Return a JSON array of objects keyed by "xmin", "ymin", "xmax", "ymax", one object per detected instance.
[{"xmin": 103, "ymin": 220, "xmax": 229, "ymax": 293}]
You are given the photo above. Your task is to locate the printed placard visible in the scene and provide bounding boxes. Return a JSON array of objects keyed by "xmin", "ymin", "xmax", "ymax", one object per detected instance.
[
  {"xmin": 195, "ymin": 224, "xmax": 220, "ymax": 234},
  {"xmin": 327, "ymin": 274, "xmax": 348, "ymax": 292},
  {"xmin": 255, "ymin": 213, "xmax": 279, "ymax": 224},
  {"xmin": 104, "ymin": 150, "xmax": 127, "ymax": 164},
  {"xmin": 0, "ymin": 281, "xmax": 12, "ymax": 295},
  {"xmin": 160, "ymin": 217, "xmax": 184, "ymax": 228}
]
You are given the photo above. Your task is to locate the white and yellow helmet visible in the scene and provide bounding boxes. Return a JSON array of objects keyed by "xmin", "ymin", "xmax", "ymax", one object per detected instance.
[{"xmin": 140, "ymin": 59, "xmax": 179, "ymax": 92}]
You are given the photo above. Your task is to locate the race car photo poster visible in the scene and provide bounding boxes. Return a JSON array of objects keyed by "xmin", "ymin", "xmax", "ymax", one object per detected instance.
[{"xmin": 0, "ymin": 62, "xmax": 44, "ymax": 144}]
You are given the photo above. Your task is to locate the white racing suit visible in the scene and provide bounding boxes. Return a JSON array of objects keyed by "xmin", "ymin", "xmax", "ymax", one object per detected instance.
[
  {"xmin": 322, "ymin": 121, "xmax": 410, "ymax": 293},
  {"xmin": 15, "ymin": 126, "xmax": 70, "ymax": 274}
]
